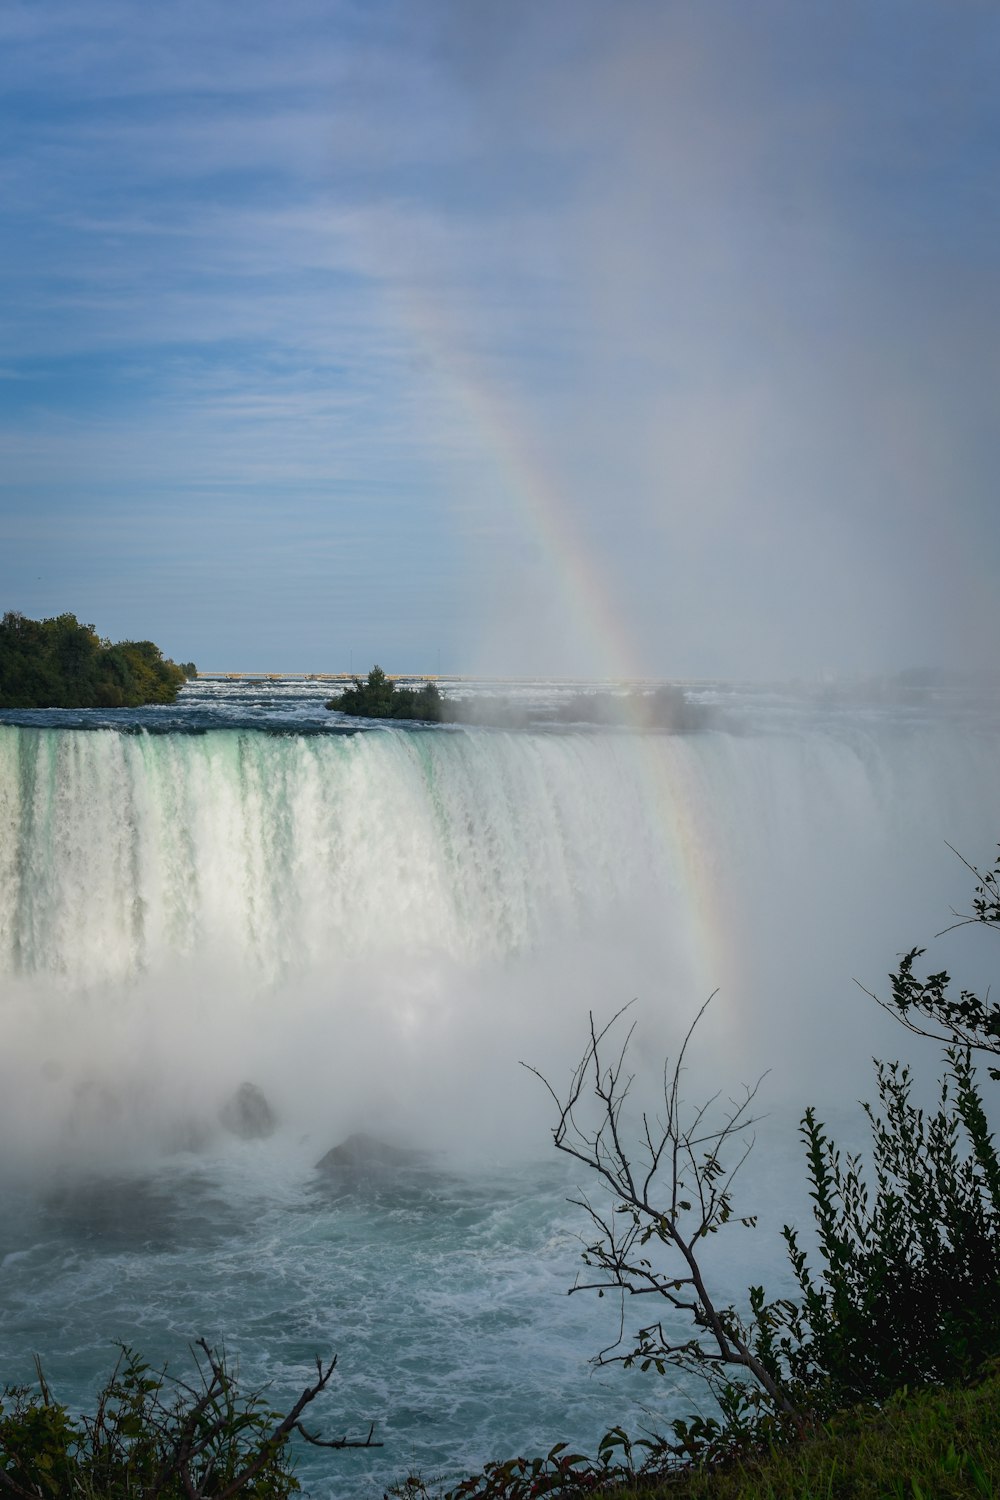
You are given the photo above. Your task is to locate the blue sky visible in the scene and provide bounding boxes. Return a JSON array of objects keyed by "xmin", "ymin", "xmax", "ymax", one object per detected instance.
[{"xmin": 2, "ymin": 0, "xmax": 998, "ymax": 677}]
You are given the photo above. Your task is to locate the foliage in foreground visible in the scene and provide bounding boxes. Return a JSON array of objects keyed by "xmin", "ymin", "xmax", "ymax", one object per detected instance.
[
  {"xmin": 764, "ymin": 843, "xmax": 1000, "ymax": 1410},
  {"xmin": 326, "ymin": 665, "xmax": 447, "ymax": 721},
  {"xmin": 0, "ymin": 1341, "xmax": 377, "ymax": 1499},
  {"xmin": 390, "ymin": 1368, "xmax": 1000, "ymax": 1500},
  {"xmin": 0, "ymin": 611, "xmax": 193, "ymax": 709},
  {"xmin": 523, "ymin": 838, "xmax": 1000, "ymax": 1457},
  {"xmin": 772, "ymin": 1047, "xmax": 1000, "ymax": 1408},
  {"xmin": 863, "ymin": 841, "xmax": 1000, "ymax": 1080}
]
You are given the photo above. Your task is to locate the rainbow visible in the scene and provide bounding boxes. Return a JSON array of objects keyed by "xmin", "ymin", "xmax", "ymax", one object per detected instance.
[{"xmin": 400, "ymin": 287, "xmax": 737, "ymax": 1011}]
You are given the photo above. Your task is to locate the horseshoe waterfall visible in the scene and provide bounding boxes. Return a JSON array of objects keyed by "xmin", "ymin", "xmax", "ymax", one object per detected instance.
[{"xmin": 1, "ymin": 681, "xmax": 998, "ymax": 1494}]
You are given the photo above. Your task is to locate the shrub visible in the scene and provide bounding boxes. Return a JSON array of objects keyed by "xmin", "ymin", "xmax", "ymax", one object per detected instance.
[
  {"xmin": 0, "ymin": 1341, "xmax": 377, "ymax": 1499},
  {"xmin": 771, "ymin": 1046, "xmax": 1000, "ymax": 1408}
]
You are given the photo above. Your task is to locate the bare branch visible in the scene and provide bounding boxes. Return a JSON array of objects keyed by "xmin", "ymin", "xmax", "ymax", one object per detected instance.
[
  {"xmin": 295, "ymin": 1419, "xmax": 381, "ymax": 1449},
  {"xmin": 526, "ymin": 999, "xmax": 801, "ymax": 1421}
]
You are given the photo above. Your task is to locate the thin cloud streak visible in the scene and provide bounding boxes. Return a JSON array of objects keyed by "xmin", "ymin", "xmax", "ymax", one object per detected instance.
[{"xmin": 1, "ymin": 1, "xmax": 998, "ymax": 674}]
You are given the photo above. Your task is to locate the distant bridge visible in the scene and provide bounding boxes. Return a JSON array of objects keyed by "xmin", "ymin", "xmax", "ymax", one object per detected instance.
[
  {"xmin": 194, "ymin": 671, "xmax": 706, "ymax": 687},
  {"xmin": 199, "ymin": 672, "xmax": 366, "ymax": 681},
  {"xmin": 197, "ymin": 672, "xmax": 449, "ymax": 682}
]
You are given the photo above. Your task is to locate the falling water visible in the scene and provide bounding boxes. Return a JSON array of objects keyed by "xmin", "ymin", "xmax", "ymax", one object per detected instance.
[{"xmin": 1, "ymin": 680, "xmax": 998, "ymax": 1492}]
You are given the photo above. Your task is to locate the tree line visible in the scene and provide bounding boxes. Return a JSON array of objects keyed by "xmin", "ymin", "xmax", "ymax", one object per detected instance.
[{"xmin": 0, "ymin": 612, "xmax": 195, "ymax": 709}]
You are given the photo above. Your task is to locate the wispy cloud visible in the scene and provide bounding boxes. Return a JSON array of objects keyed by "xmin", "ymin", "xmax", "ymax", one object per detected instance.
[{"xmin": 2, "ymin": 0, "xmax": 998, "ymax": 673}]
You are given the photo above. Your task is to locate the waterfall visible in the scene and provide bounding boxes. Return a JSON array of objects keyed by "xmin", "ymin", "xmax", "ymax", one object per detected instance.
[
  {"xmin": 1, "ymin": 717, "xmax": 998, "ymax": 1164},
  {"xmin": 0, "ymin": 726, "xmax": 683, "ymax": 983},
  {"xmin": 2, "ymin": 708, "xmax": 999, "ymax": 1494}
]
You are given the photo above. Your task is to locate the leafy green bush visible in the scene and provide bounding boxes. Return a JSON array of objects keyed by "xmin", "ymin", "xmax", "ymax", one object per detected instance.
[
  {"xmin": 767, "ymin": 1046, "xmax": 1000, "ymax": 1409},
  {"xmin": 756, "ymin": 845, "xmax": 1000, "ymax": 1409},
  {"xmin": 0, "ymin": 1341, "xmax": 376, "ymax": 1498}
]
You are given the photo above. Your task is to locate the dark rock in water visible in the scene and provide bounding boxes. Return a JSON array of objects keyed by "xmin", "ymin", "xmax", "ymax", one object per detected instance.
[
  {"xmin": 315, "ymin": 1132, "xmax": 426, "ymax": 1174},
  {"xmin": 219, "ymin": 1082, "xmax": 276, "ymax": 1140}
]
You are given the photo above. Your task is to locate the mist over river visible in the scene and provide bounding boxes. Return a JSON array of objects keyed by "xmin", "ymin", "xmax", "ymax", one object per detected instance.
[{"xmin": 1, "ymin": 676, "xmax": 998, "ymax": 1495}]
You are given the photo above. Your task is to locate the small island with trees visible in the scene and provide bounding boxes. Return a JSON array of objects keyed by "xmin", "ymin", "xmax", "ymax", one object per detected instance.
[
  {"xmin": 327, "ymin": 665, "xmax": 710, "ymax": 731},
  {"xmin": 0, "ymin": 611, "xmax": 196, "ymax": 709},
  {"xmin": 326, "ymin": 666, "xmax": 448, "ymax": 721}
]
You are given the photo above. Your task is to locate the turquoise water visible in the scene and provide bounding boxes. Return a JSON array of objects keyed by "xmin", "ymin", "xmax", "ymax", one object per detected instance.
[
  {"xmin": 1, "ymin": 679, "xmax": 998, "ymax": 1495},
  {"xmin": 0, "ymin": 1113, "xmax": 811, "ymax": 1496},
  {"xmin": 0, "ymin": 1144, "xmax": 658, "ymax": 1494}
]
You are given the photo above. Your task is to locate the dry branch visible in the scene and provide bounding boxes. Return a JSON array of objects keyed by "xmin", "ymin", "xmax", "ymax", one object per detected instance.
[{"xmin": 524, "ymin": 1000, "xmax": 800, "ymax": 1420}]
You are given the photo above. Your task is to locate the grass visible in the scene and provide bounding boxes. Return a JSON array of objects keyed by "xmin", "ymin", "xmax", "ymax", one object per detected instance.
[{"xmin": 604, "ymin": 1367, "xmax": 1000, "ymax": 1500}]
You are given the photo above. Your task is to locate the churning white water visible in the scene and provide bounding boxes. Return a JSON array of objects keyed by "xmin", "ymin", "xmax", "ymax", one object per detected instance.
[{"xmin": 1, "ymin": 678, "xmax": 998, "ymax": 1494}]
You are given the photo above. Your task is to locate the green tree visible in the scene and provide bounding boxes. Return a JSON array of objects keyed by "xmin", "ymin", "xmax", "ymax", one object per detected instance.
[{"xmin": 0, "ymin": 612, "xmax": 189, "ymax": 709}]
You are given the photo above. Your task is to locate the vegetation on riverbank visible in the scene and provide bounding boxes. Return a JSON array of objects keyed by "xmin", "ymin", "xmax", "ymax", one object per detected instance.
[{"xmin": 0, "ymin": 611, "xmax": 195, "ymax": 708}]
